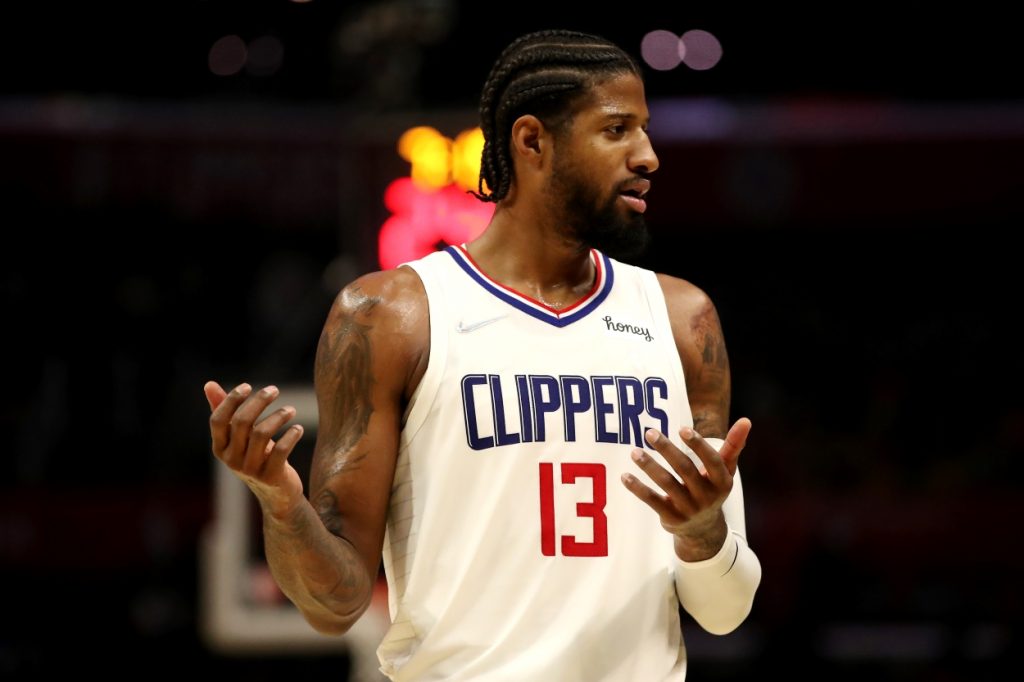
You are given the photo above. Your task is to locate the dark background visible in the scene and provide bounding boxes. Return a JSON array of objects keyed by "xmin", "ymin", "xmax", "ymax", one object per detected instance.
[{"xmin": 3, "ymin": 1, "xmax": 1022, "ymax": 679}]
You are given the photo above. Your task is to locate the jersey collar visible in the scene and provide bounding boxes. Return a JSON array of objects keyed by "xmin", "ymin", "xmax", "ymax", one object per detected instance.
[{"xmin": 445, "ymin": 244, "xmax": 615, "ymax": 328}]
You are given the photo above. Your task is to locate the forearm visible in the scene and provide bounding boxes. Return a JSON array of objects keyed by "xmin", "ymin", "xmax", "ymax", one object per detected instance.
[
  {"xmin": 261, "ymin": 499, "xmax": 374, "ymax": 635},
  {"xmin": 674, "ymin": 451, "xmax": 761, "ymax": 635}
]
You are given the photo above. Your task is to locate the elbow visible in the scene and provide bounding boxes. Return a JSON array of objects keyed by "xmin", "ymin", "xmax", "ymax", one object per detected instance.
[
  {"xmin": 306, "ymin": 613, "xmax": 355, "ymax": 636},
  {"xmin": 304, "ymin": 608, "xmax": 363, "ymax": 636},
  {"xmin": 302, "ymin": 596, "xmax": 372, "ymax": 637}
]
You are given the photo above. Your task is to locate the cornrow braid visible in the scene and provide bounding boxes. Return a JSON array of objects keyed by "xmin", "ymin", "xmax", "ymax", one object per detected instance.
[{"xmin": 475, "ymin": 30, "xmax": 641, "ymax": 202}]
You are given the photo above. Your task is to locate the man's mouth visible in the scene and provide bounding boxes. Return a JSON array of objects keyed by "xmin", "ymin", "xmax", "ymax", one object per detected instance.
[
  {"xmin": 618, "ymin": 179, "xmax": 650, "ymax": 214},
  {"xmin": 619, "ymin": 191, "xmax": 647, "ymax": 213}
]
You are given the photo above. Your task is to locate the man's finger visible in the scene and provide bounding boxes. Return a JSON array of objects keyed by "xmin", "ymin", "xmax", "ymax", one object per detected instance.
[
  {"xmin": 264, "ymin": 424, "xmax": 304, "ymax": 477},
  {"xmin": 620, "ymin": 472, "xmax": 674, "ymax": 518},
  {"xmin": 680, "ymin": 427, "xmax": 730, "ymax": 488},
  {"xmin": 644, "ymin": 429, "xmax": 705, "ymax": 489},
  {"xmin": 209, "ymin": 383, "xmax": 252, "ymax": 456},
  {"xmin": 243, "ymin": 405, "xmax": 297, "ymax": 476},
  {"xmin": 223, "ymin": 385, "xmax": 280, "ymax": 468},
  {"xmin": 630, "ymin": 447, "xmax": 688, "ymax": 500},
  {"xmin": 718, "ymin": 417, "xmax": 752, "ymax": 476},
  {"xmin": 204, "ymin": 380, "xmax": 228, "ymax": 412}
]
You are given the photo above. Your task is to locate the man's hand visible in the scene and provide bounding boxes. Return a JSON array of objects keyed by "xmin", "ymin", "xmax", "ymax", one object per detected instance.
[
  {"xmin": 205, "ymin": 381, "xmax": 306, "ymax": 518},
  {"xmin": 621, "ymin": 418, "xmax": 752, "ymax": 561}
]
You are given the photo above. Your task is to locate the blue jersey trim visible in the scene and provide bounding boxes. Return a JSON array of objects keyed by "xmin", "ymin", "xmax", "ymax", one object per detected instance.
[{"xmin": 444, "ymin": 246, "xmax": 615, "ymax": 328}]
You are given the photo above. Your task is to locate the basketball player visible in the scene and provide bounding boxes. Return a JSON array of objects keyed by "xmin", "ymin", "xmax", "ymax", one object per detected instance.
[{"xmin": 205, "ymin": 31, "xmax": 761, "ymax": 680}]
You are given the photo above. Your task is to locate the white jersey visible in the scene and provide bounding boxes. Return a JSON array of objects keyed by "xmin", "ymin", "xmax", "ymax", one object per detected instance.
[{"xmin": 378, "ymin": 245, "xmax": 695, "ymax": 681}]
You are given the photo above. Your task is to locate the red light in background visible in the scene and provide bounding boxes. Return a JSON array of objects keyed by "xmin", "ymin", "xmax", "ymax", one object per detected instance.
[{"xmin": 378, "ymin": 178, "xmax": 493, "ymax": 269}]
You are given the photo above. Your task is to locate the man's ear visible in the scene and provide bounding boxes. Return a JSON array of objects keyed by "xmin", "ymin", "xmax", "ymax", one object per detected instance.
[{"xmin": 510, "ymin": 115, "xmax": 549, "ymax": 168}]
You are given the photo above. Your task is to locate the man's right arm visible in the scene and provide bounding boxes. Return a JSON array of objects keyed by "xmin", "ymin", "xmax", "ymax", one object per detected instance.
[{"xmin": 207, "ymin": 268, "xmax": 428, "ymax": 635}]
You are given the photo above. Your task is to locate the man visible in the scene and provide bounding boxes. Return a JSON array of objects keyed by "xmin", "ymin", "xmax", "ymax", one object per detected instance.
[{"xmin": 205, "ymin": 30, "xmax": 760, "ymax": 680}]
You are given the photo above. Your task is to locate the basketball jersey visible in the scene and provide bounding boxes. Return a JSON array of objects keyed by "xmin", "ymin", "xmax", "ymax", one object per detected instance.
[{"xmin": 378, "ymin": 245, "xmax": 695, "ymax": 681}]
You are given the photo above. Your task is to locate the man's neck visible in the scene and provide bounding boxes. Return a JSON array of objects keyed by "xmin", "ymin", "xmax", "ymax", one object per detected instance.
[{"xmin": 465, "ymin": 206, "xmax": 596, "ymax": 310}]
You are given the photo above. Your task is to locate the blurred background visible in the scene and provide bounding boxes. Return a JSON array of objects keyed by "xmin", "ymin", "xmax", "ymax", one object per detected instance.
[{"xmin": 3, "ymin": 1, "xmax": 1022, "ymax": 679}]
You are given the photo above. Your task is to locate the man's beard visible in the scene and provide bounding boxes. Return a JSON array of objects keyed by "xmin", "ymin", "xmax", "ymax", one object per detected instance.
[{"xmin": 550, "ymin": 159, "xmax": 650, "ymax": 261}]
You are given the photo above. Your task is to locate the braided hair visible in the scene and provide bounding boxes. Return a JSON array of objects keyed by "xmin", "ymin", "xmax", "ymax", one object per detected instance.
[{"xmin": 475, "ymin": 30, "xmax": 641, "ymax": 202}]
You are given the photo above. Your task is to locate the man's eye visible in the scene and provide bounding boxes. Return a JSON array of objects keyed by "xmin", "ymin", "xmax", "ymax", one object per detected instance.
[{"xmin": 607, "ymin": 125, "xmax": 625, "ymax": 135}]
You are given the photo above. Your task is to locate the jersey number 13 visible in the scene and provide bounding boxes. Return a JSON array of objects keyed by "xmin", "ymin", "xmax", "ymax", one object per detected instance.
[{"xmin": 539, "ymin": 462, "xmax": 608, "ymax": 557}]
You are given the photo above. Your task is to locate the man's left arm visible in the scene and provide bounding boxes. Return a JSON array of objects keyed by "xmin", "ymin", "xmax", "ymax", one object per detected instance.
[{"xmin": 620, "ymin": 274, "xmax": 762, "ymax": 635}]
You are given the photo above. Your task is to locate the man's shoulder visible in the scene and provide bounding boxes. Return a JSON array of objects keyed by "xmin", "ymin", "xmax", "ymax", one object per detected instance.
[
  {"xmin": 654, "ymin": 272, "xmax": 713, "ymax": 318},
  {"xmin": 321, "ymin": 268, "xmax": 429, "ymax": 355},
  {"xmin": 334, "ymin": 267, "xmax": 427, "ymax": 313},
  {"xmin": 319, "ymin": 268, "xmax": 430, "ymax": 394}
]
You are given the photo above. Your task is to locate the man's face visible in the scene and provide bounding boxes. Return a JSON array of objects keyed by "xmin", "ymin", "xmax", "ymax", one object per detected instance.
[{"xmin": 547, "ymin": 73, "xmax": 659, "ymax": 260}]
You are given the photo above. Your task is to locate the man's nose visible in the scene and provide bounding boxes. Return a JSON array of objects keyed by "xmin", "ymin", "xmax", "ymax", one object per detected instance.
[{"xmin": 630, "ymin": 134, "xmax": 659, "ymax": 174}]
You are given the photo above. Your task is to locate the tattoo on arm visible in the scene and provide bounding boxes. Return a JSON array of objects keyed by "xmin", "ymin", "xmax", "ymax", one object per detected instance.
[
  {"xmin": 256, "ymin": 285, "xmax": 389, "ymax": 625},
  {"xmin": 267, "ymin": 496, "xmax": 365, "ymax": 599},
  {"xmin": 315, "ymin": 287, "xmax": 380, "ymax": 454},
  {"xmin": 311, "ymin": 286, "xmax": 381, "ymax": 493},
  {"xmin": 313, "ymin": 489, "xmax": 344, "ymax": 537},
  {"xmin": 689, "ymin": 298, "xmax": 730, "ymax": 438}
]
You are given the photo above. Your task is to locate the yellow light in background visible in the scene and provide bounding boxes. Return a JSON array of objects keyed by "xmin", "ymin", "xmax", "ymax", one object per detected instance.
[
  {"xmin": 451, "ymin": 127, "xmax": 485, "ymax": 192},
  {"xmin": 397, "ymin": 126, "xmax": 485, "ymax": 191},
  {"xmin": 397, "ymin": 126, "xmax": 441, "ymax": 161},
  {"xmin": 398, "ymin": 126, "xmax": 450, "ymax": 189},
  {"xmin": 412, "ymin": 135, "xmax": 451, "ymax": 189}
]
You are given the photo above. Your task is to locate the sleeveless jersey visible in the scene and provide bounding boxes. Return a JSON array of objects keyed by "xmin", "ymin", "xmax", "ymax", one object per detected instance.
[{"xmin": 378, "ymin": 245, "xmax": 694, "ymax": 681}]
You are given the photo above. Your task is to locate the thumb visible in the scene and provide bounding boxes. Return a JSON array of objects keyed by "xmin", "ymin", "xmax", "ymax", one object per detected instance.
[
  {"xmin": 204, "ymin": 381, "xmax": 228, "ymax": 412},
  {"xmin": 720, "ymin": 417, "xmax": 752, "ymax": 475}
]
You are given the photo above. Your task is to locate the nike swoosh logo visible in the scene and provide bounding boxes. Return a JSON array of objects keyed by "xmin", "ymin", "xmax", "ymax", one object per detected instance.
[{"xmin": 456, "ymin": 315, "xmax": 507, "ymax": 333}]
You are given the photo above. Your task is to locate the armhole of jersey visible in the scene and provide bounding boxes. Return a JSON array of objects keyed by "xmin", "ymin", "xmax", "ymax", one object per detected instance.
[
  {"xmin": 398, "ymin": 257, "xmax": 448, "ymax": 450},
  {"xmin": 639, "ymin": 269, "xmax": 688, "ymax": 399}
]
